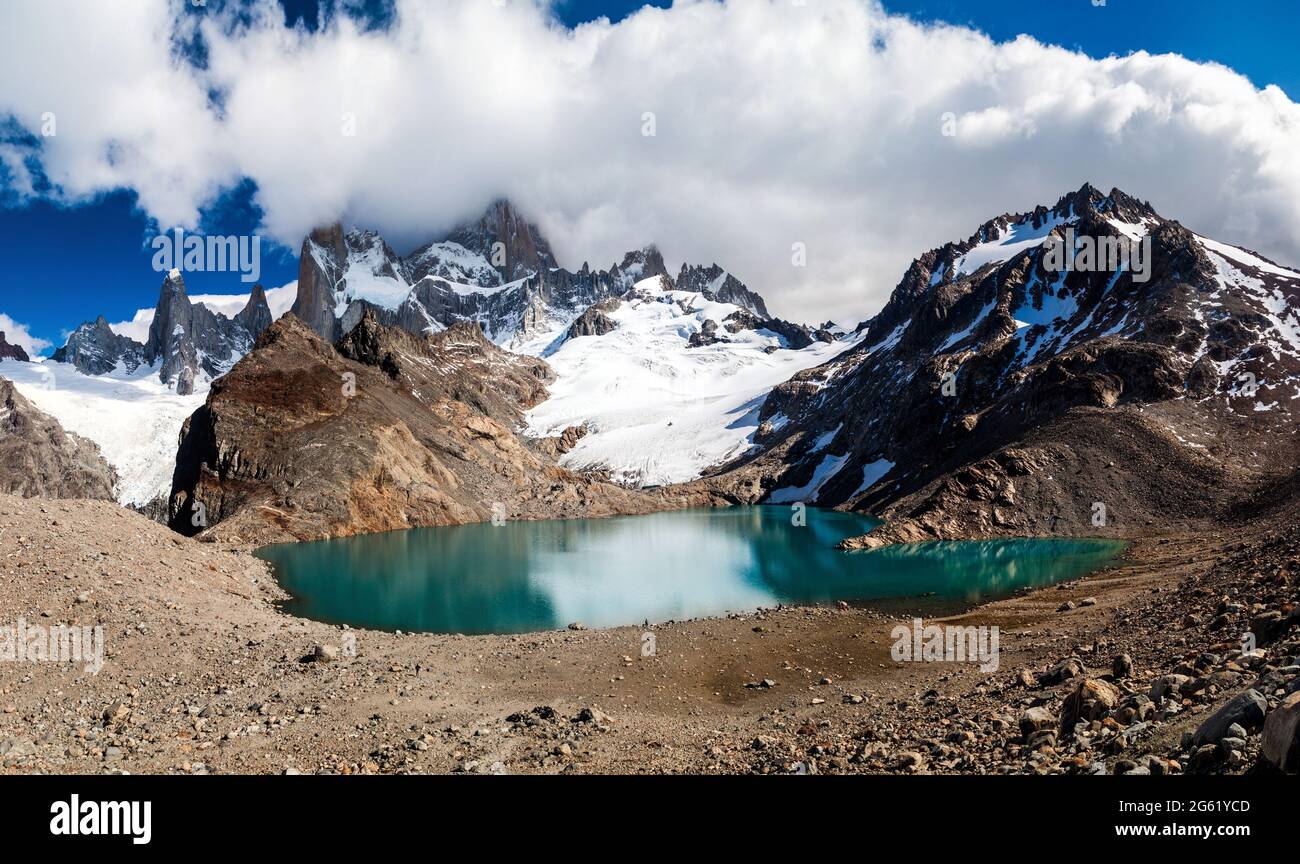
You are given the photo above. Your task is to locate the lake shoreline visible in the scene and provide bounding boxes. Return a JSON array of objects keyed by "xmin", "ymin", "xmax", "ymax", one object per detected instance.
[
  {"xmin": 253, "ymin": 506, "xmax": 1125, "ymax": 636},
  {"xmin": 1, "ymin": 491, "xmax": 1293, "ymax": 775}
]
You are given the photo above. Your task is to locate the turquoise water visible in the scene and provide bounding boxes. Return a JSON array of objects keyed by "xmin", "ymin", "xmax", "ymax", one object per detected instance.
[{"xmin": 254, "ymin": 507, "xmax": 1124, "ymax": 635}]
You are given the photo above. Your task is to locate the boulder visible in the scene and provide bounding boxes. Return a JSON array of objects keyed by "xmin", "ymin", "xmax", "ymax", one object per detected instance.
[
  {"xmin": 1192, "ymin": 689, "xmax": 1267, "ymax": 746},
  {"xmin": 1060, "ymin": 678, "xmax": 1122, "ymax": 734},
  {"xmin": 1019, "ymin": 705, "xmax": 1055, "ymax": 736},
  {"xmin": 311, "ymin": 644, "xmax": 340, "ymax": 663},
  {"xmin": 1040, "ymin": 657, "xmax": 1085, "ymax": 686},
  {"xmin": 1260, "ymin": 691, "xmax": 1300, "ymax": 773},
  {"xmin": 1148, "ymin": 673, "xmax": 1191, "ymax": 705}
]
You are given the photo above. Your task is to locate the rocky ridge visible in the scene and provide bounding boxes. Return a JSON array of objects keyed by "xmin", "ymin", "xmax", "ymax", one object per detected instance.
[
  {"xmin": 0, "ymin": 377, "xmax": 116, "ymax": 500},
  {"xmin": 166, "ymin": 312, "xmax": 713, "ymax": 544},
  {"xmin": 0, "ymin": 332, "xmax": 29, "ymax": 363},
  {"xmin": 702, "ymin": 183, "xmax": 1300, "ymax": 548},
  {"xmin": 290, "ymin": 199, "xmax": 803, "ymax": 353}
]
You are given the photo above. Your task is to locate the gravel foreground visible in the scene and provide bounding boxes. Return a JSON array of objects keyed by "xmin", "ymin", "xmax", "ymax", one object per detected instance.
[{"xmin": 0, "ymin": 492, "xmax": 1296, "ymax": 776}]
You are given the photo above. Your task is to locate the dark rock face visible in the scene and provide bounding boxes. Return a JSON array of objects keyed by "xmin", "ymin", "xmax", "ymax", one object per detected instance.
[
  {"xmin": 697, "ymin": 183, "xmax": 1300, "ymax": 547},
  {"xmin": 687, "ymin": 318, "xmax": 724, "ymax": 348},
  {"xmin": 612, "ymin": 245, "xmax": 670, "ymax": 287},
  {"xmin": 675, "ymin": 263, "xmax": 771, "ymax": 318},
  {"xmin": 55, "ymin": 273, "xmax": 272, "ymax": 390},
  {"xmin": 0, "ymin": 332, "xmax": 29, "ymax": 362},
  {"xmin": 167, "ymin": 314, "xmax": 706, "ymax": 544},
  {"xmin": 444, "ymin": 198, "xmax": 559, "ymax": 283},
  {"xmin": 291, "ymin": 223, "xmax": 348, "ymax": 343},
  {"xmin": 235, "ymin": 284, "xmax": 274, "ymax": 338},
  {"xmin": 0, "ymin": 377, "xmax": 116, "ymax": 500},
  {"xmin": 142, "ymin": 270, "xmax": 273, "ymax": 391},
  {"xmin": 52, "ymin": 317, "xmax": 145, "ymax": 376},
  {"xmin": 567, "ymin": 299, "xmax": 621, "ymax": 339},
  {"xmin": 289, "ymin": 199, "xmax": 790, "ymax": 352},
  {"xmin": 722, "ymin": 309, "xmax": 821, "ymax": 349}
]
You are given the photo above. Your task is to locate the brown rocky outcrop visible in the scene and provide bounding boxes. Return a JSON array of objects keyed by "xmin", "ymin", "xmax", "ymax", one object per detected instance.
[
  {"xmin": 0, "ymin": 377, "xmax": 116, "ymax": 500},
  {"xmin": 167, "ymin": 313, "xmax": 712, "ymax": 544},
  {"xmin": 538, "ymin": 424, "xmax": 589, "ymax": 458},
  {"xmin": 0, "ymin": 332, "xmax": 29, "ymax": 362}
]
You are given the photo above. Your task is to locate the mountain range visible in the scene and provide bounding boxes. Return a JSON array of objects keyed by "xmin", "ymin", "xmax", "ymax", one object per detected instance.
[
  {"xmin": 53, "ymin": 270, "xmax": 273, "ymax": 394},
  {"xmin": 2, "ymin": 184, "xmax": 1297, "ymax": 549},
  {"xmin": 701, "ymin": 183, "xmax": 1300, "ymax": 547},
  {"xmin": 289, "ymin": 199, "xmax": 787, "ymax": 355}
]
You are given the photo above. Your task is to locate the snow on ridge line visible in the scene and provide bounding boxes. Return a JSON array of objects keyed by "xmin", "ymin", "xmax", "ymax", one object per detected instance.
[
  {"xmin": 952, "ymin": 212, "xmax": 1072, "ymax": 279},
  {"xmin": 1196, "ymin": 235, "xmax": 1300, "ymax": 280}
]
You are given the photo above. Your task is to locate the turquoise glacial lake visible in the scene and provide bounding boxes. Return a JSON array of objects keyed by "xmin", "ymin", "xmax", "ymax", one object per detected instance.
[{"xmin": 255, "ymin": 506, "xmax": 1124, "ymax": 635}]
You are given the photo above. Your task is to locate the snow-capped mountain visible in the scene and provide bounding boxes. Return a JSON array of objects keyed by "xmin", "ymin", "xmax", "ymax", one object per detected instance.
[
  {"xmin": 710, "ymin": 183, "xmax": 1300, "ymax": 547},
  {"xmin": 289, "ymin": 199, "xmax": 783, "ymax": 354},
  {"xmin": 674, "ymin": 263, "xmax": 770, "ymax": 318},
  {"xmin": 5, "ymin": 271, "xmax": 275, "ymax": 510},
  {"xmin": 524, "ymin": 275, "xmax": 853, "ymax": 486},
  {"xmin": 55, "ymin": 270, "xmax": 273, "ymax": 395}
]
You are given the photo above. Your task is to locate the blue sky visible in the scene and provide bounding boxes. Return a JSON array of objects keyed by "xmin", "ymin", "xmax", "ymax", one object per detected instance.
[{"xmin": 2, "ymin": 0, "xmax": 1298, "ymax": 353}]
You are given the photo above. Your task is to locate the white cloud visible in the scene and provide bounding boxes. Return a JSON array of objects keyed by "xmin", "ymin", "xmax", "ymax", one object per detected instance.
[
  {"xmin": 2, "ymin": 0, "xmax": 1299, "ymax": 325},
  {"xmin": 109, "ymin": 282, "xmax": 298, "ymax": 342},
  {"xmin": 0, "ymin": 313, "xmax": 52, "ymax": 356}
]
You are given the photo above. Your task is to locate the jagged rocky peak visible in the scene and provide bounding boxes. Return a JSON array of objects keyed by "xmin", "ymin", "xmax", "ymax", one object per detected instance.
[
  {"xmin": 52, "ymin": 315, "xmax": 145, "ymax": 376},
  {"xmin": 870, "ymin": 182, "xmax": 1167, "ymax": 338},
  {"xmin": 0, "ymin": 376, "xmax": 117, "ymax": 500},
  {"xmin": 709, "ymin": 182, "xmax": 1300, "ymax": 551},
  {"xmin": 445, "ymin": 198, "xmax": 558, "ymax": 283},
  {"xmin": 674, "ymin": 263, "xmax": 771, "ymax": 318},
  {"xmin": 54, "ymin": 269, "xmax": 272, "ymax": 392},
  {"xmin": 612, "ymin": 245, "xmax": 671, "ymax": 288},
  {"xmin": 141, "ymin": 269, "xmax": 273, "ymax": 395},
  {"xmin": 236, "ymin": 283, "xmax": 274, "ymax": 337},
  {"xmin": 292, "ymin": 223, "xmax": 347, "ymax": 342},
  {"xmin": 0, "ymin": 331, "xmax": 31, "ymax": 362},
  {"xmin": 290, "ymin": 201, "xmax": 794, "ymax": 353},
  {"xmin": 1047, "ymin": 181, "xmax": 1158, "ymax": 225},
  {"xmin": 293, "ymin": 203, "xmax": 658, "ymax": 351}
]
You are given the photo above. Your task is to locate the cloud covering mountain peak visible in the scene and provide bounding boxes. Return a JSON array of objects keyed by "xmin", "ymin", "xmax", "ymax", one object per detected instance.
[{"xmin": 1, "ymin": 0, "xmax": 1298, "ymax": 323}]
